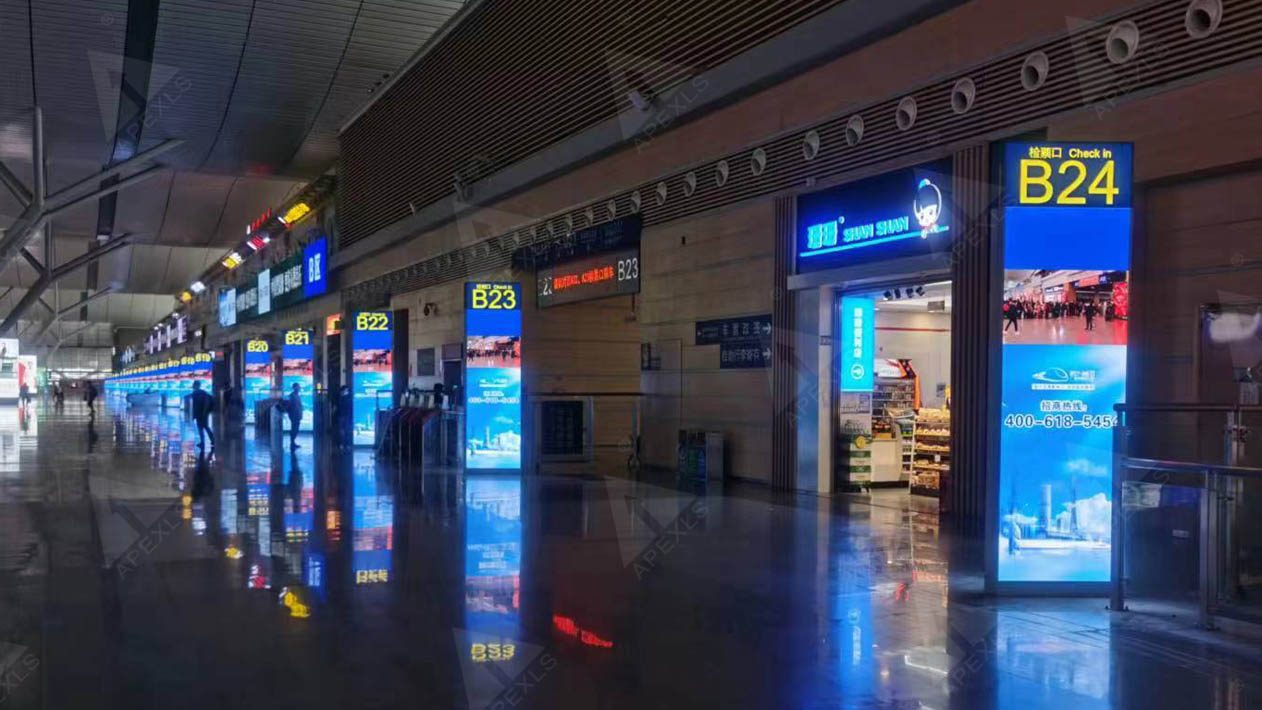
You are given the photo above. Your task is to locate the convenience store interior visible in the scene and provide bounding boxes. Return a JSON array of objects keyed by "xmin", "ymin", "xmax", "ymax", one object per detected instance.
[{"xmin": 838, "ymin": 280, "xmax": 953, "ymax": 499}]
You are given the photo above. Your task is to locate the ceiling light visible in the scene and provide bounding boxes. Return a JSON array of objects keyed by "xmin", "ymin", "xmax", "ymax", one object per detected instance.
[
  {"xmin": 222, "ymin": 251, "xmax": 244, "ymax": 270},
  {"xmin": 190, "ymin": 281, "xmax": 206, "ymax": 294},
  {"xmin": 179, "ymin": 291, "xmax": 193, "ymax": 303}
]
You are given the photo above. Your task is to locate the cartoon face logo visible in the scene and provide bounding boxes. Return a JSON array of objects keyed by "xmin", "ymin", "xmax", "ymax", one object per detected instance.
[{"xmin": 913, "ymin": 178, "xmax": 943, "ymax": 235}]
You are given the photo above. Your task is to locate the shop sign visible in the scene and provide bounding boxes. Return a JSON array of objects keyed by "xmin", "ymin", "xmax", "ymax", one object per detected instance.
[
  {"xmin": 304, "ymin": 237, "xmax": 328, "ymax": 298},
  {"xmin": 465, "ymin": 283, "xmax": 522, "ymax": 470},
  {"xmin": 218, "ymin": 288, "xmax": 237, "ymax": 328},
  {"xmin": 997, "ymin": 141, "xmax": 1132, "ymax": 586},
  {"xmin": 838, "ymin": 296, "xmax": 875, "ymax": 392},
  {"xmin": 257, "ymin": 269, "xmax": 272, "ymax": 316},
  {"xmin": 513, "ymin": 216, "xmax": 641, "ymax": 270},
  {"xmin": 796, "ymin": 158, "xmax": 953, "ymax": 274},
  {"xmin": 270, "ymin": 252, "xmax": 304, "ymax": 311}
]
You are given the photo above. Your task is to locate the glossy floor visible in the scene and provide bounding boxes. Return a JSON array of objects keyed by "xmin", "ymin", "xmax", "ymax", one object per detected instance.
[{"xmin": 2, "ymin": 402, "xmax": 1260, "ymax": 709}]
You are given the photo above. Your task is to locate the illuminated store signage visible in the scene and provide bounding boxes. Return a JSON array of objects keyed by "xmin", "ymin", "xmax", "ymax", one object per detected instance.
[
  {"xmin": 270, "ymin": 253, "xmax": 304, "ymax": 311},
  {"xmin": 997, "ymin": 141, "xmax": 1132, "ymax": 585},
  {"xmin": 257, "ymin": 269, "xmax": 271, "ymax": 316},
  {"xmin": 351, "ymin": 312, "xmax": 394, "ymax": 446},
  {"xmin": 465, "ymin": 283, "xmax": 522, "ymax": 470},
  {"xmin": 796, "ymin": 159, "xmax": 953, "ymax": 274},
  {"xmin": 243, "ymin": 339, "xmax": 271, "ymax": 425},
  {"xmin": 839, "ymin": 296, "xmax": 875, "ymax": 392},
  {"xmin": 303, "ymin": 237, "xmax": 328, "ymax": 298},
  {"xmin": 283, "ymin": 329, "xmax": 314, "ymax": 432},
  {"xmin": 218, "ymin": 288, "xmax": 237, "ymax": 328}
]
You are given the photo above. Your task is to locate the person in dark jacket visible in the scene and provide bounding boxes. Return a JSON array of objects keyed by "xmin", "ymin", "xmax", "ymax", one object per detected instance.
[
  {"xmin": 85, "ymin": 381, "xmax": 99, "ymax": 415},
  {"xmin": 190, "ymin": 380, "xmax": 215, "ymax": 449},
  {"xmin": 286, "ymin": 383, "xmax": 304, "ymax": 450}
]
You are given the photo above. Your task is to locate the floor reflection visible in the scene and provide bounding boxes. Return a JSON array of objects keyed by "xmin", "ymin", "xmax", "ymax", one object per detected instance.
[{"xmin": 0, "ymin": 403, "xmax": 1260, "ymax": 709}]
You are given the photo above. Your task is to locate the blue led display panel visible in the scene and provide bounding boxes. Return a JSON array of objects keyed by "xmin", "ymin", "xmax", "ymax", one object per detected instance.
[
  {"xmin": 465, "ymin": 283, "xmax": 522, "ymax": 470},
  {"xmin": 351, "ymin": 312, "xmax": 394, "ymax": 447},
  {"xmin": 243, "ymin": 339, "xmax": 272, "ymax": 425},
  {"xmin": 997, "ymin": 141, "xmax": 1132, "ymax": 585},
  {"xmin": 282, "ymin": 330, "xmax": 314, "ymax": 433},
  {"xmin": 838, "ymin": 295, "xmax": 875, "ymax": 392}
]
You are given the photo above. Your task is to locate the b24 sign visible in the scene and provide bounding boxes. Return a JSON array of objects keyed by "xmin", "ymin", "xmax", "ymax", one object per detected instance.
[{"xmin": 1006, "ymin": 142, "xmax": 1133, "ymax": 208}]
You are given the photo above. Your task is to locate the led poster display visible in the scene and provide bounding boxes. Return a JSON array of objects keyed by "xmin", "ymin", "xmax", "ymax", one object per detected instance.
[
  {"xmin": 282, "ymin": 330, "xmax": 315, "ymax": 432},
  {"xmin": 796, "ymin": 158, "xmax": 953, "ymax": 274},
  {"xmin": 465, "ymin": 283, "xmax": 522, "ymax": 470},
  {"xmin": 997, "ymin": 141, "xmax": 1132, "ymax": 585},
  {"xmin": 838, "ymin": 295, "xmax": 875, "ymax": 392},
  {"xmin": 351, "ymin": 312, "xmax": 394, "ymax": 447},
  {"xmin": 243, "ymin": 339, "xmax": 272, "ymax": 425}
]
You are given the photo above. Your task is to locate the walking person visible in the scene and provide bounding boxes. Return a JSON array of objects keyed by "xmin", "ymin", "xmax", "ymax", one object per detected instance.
[
  {"xmin": 1084, "ymin": 301, "xmax": 1098, "ymax": 332},
  {"xmin": 1003, "ymin": 300, "xmax": 1020, "ymax": 333},
  {"xmin": 286, "ymin": 383, "xmax": 304, "ymax": 450},
  {"xmin": 85, "ymin": 381, "xmax": 99, "ymax": 415},
  {"xmin": 190, "ymin": 380, "xmax": 215, "ymax": 449}
]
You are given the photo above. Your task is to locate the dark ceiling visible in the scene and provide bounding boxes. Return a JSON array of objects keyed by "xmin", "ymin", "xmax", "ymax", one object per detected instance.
[{"xmin": 0, "ymin": 0, "xmax": 465, "ymax": 347}]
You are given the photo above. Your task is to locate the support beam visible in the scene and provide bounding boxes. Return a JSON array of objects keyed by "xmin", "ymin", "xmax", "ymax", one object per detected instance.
[
  {"xmin": 0, "ymin": 121, "xmax": 179, "ymax": 280},
  {"xmin": 45, "ymin": 139, "xmax": 183, "ymax": 212},
  {"xmin": 32, "ymin": 106, "xmax": 45, "ymax": 208},
  {"xmin": 0, "ymin": 237, "xmax": 129, "ymax": 336},
  {"xmin": 32, "ymin": 287, "xmax": 113, "ymax": 343},
  {"xmin": 20, "ymin": 247, "xmax": 43, "ymax": 273},
  {"xmin": 44, "ymin": 166, "xmax": 168, "ymax": 224},
  {"xmin": 51, "ymin": 235, "xmax": 131, "ymax": 280},
  {"xmin": 0, "ymin": 162, "xmax": 32, "ymax": 206}
]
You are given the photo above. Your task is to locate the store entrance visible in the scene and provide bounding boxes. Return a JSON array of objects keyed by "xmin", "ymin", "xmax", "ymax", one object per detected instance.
[{"xmin": 835, "ymin": 279, "xmax": 952, "ymax": 500}]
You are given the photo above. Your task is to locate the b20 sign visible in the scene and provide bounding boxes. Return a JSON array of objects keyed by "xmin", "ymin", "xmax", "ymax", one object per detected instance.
[{"xmin": 1005, "ymin": 142, "xmax": 1133, "ymax": 208}]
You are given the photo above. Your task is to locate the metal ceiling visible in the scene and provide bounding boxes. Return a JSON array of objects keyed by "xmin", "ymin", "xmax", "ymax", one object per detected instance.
[{"xmin": 0, "ymin": 0, "xmax": 466, "ymax": 350}]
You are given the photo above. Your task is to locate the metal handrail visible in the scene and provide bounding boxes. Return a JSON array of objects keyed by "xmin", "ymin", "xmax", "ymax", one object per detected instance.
[
  {"xmin": 1117, "ymin": 403, "xmax": 1262, "ymax": 413},
  {"xmin": 1120, "ymin": 457, "xmax": 1262, "ymax": 479},
  {"xmin": 1111, "ymin": 403, "xmax": 1254, "ymax": 629}
]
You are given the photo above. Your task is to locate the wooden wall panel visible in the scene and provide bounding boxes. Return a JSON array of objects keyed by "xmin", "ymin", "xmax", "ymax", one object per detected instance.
[
  {"xmin": 948, "ymin": 144, "xmax": 992, "ymax": 534},
  {"xmin": 639, "ymin": 201, "xmax": 776, "ymax": 482}
]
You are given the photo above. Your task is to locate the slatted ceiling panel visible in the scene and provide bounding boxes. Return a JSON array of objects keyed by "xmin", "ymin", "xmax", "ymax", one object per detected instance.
[
  {"xmin": 113, "ymin": 171, "xmax": 176, "ymax": 238},
  {"xmin": 139, "ymin": 0, "xmax": 255, "ymax": 169},
  {"xmin": 155, "ymin": 173, "xmax": 242, "ymax": 246},
  {"xmin": 197, "ymin": 0, "xmax": 362, "ymax": 174},
  {"xmin": 285, "ymin": 0, "xmax": 467, "ymax": 177},
  {"xmin": 0, "ymin": 1, "xmax": 34, "ymax": 113},
  {"xmin": 338, "ymin": 0, "xmax": 851, "ymax": 248},
  {"xmin": 29, "ymin": 0, "xmax": 127, "ymax": 175},
  {"xmin": 348, "ymin": 0, "xmax": 1262, "ymax": 308}
]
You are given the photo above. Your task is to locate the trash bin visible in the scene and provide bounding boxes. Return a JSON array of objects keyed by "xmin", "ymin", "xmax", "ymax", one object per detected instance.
[{"xmin": 678, "ymin": 430, "xmax": 724, "ymax": 481}]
